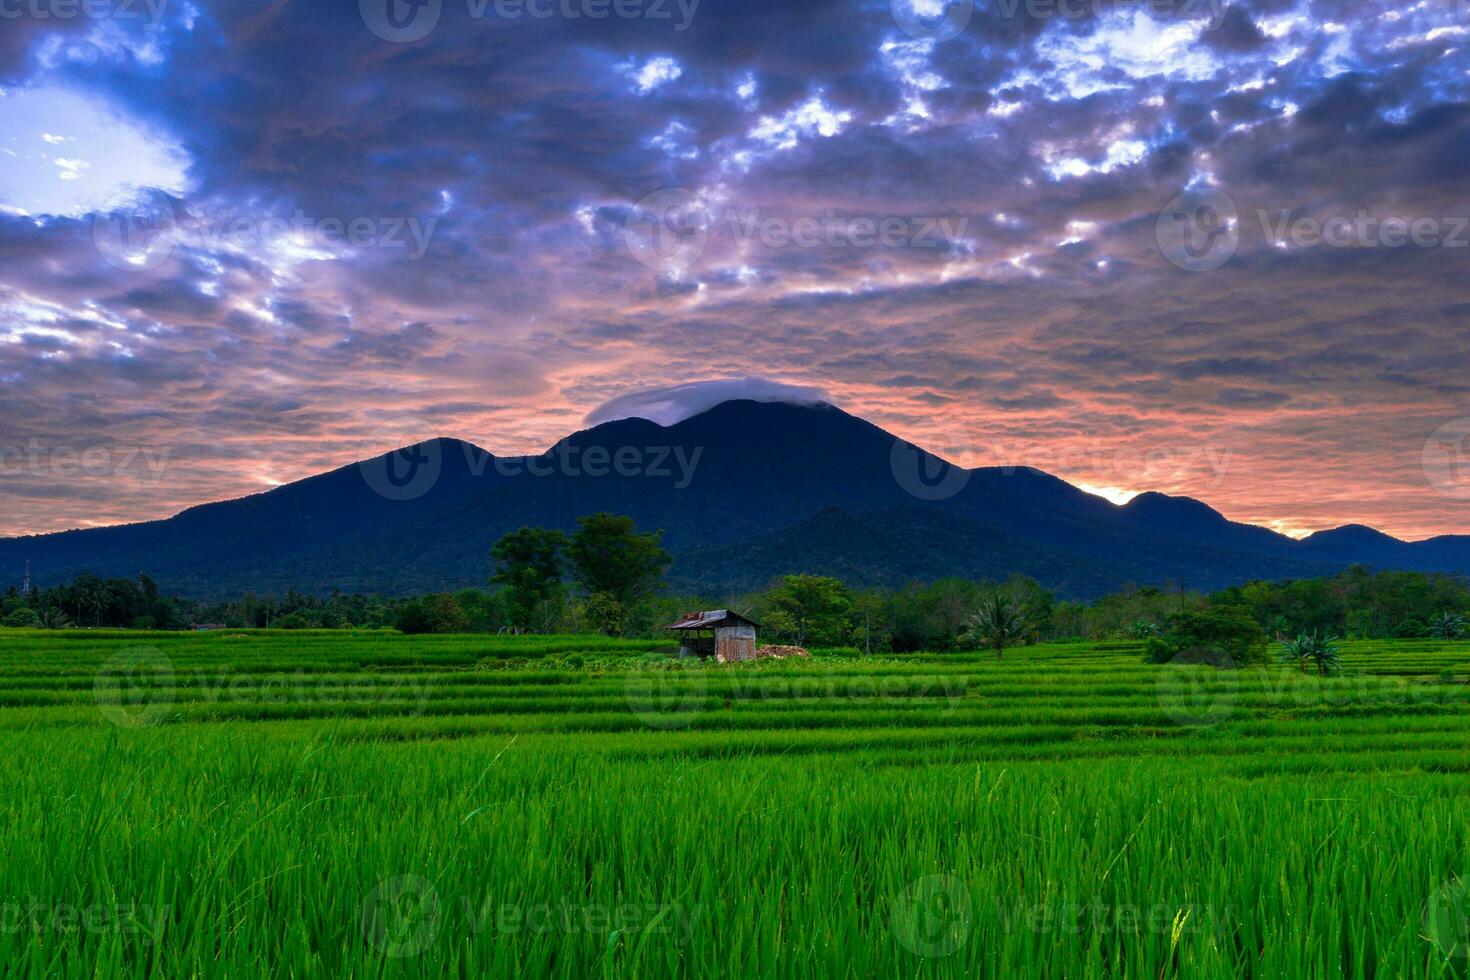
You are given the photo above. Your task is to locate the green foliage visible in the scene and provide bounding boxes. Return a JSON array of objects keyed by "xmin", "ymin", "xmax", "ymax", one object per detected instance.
[
  {"xmin": 846, "ymin": 589, "xmax": 891, "ymax": 655},
  {"xmin": 1225, "ymin": 566, "xmax": 1470, "ymax": 640},
  {"xmin": 1128, "ymin": 619, "xmax": 1161, "ymax": 639},
  {"xmin": 16, "ymin": 560, "xmax": 1470, "ymax": 662},
  {"xmin": 1, "ymin": 607, "xmax": 39, "ymax": 629},
  {"xmin": 1279, "ymin": 631, "xmax": 1344, "ymax": 676},
  {"xmin": 394, "ymin": 594, "xmax": 469, "ymax": 635},
  {"xmin": 490, "ymin": 526, "xmax": 568, "ymax": 632},
  {"xmin": 566, "ymin": 513, "xmax": 671, "ymax": 609},
  {"xmin": 1395, "ymin": 618, "xmax": 1427, "ymax": 639},
  {"xmin": 5, "ymin": 631, "xmax": 1470, "ymax": 975},
  {"xmin": 762, "ymin": 574, "xmax": 851, "ymax": 647},
  {"xmin": 961, "ymin": 591, "xmax": 1028, "ymax": 660},
  {"xmin": 1144, "ymin": 606, "xmax": 1268, "ymax": 665},
  {"xmin": 1428, "ymin": 611, "xmax": 1467, "ymax": 641},
  {"xmin": 582, "ymin": 592, "xmax": 626, "ymax": 637},
  {"xmin": 273, "ymin": 611, "xmax": 311, "ymax": 630}
]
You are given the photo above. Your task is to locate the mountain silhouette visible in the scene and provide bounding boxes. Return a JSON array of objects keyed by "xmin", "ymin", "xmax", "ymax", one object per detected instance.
[{"xmin": 3, "ymin": 399, "xmax": 1467, "ymax": 599}]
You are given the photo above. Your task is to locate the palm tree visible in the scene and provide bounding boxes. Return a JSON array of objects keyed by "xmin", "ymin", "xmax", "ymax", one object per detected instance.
[
  {"xmin": 1279, "ymin": 631, "xmax": 1342, "ymax": 676},
  {"xmin": 1128, "ymin": 619, "xmax": 1161, "ymax": 640},
  {"xmin": 1267, "ymin": 615, "xmax": 1290, "ymax": 642},
  {"xmin": 38, "ymin": 608, "xmax": 73, "ymax": 630},
  {"xmin": 1428, "ymin": 611, "xmax": 1467, "ymax": 641},
  {"xmin": 963, "ymin": 591, "xmax": 1028, "ymax": 660}
]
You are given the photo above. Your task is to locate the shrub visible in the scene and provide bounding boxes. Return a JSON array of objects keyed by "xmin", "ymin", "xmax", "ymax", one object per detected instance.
[
  {"xmin": 396, "ymin": 595, "xmax": 469, "ymax": 635},
  {"xmin": 1395, "ymin": 618, "xmax": 1427, "ymax": 639},
  {"xmin": 1144, "ymin": 606, "xmax": 1268, "ymax": 666},
  {"xmin": 1428, "ymin": 611, "xmax": 1467, "ymax": 641},
  {"xmin": 275, "ymin": 612, "xmax": 311, "ymax": 630},
  {"xmin": 2, "ymin": 608, "xmax": 40, "ymax": 629},
  {"xmin": 1280, "ymin": 632, "xmax": 1343, "ymax": 676}
]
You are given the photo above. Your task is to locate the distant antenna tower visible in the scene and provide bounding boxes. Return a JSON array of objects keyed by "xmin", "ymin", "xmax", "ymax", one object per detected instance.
[{"xmin": 22, "ymin": 559, "xmax": 30, "ymax": 596}]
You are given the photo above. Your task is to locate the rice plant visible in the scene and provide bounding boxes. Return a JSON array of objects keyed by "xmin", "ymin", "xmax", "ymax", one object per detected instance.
[{"xmin": 0, "ymin": 630, "xmax": 1467, "ymax": 976}]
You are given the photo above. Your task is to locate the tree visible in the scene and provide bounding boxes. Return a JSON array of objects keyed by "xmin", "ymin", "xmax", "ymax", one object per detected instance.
[
  {"xmin": 38, "ymin": 608, "xmax": 72, "ymax": 630},
  {"xmin": 566, "ymin": 514, "xmax": 671, "ymax": 610},
  {"xmin": 2, "ymin": 608, "xmax": 40, "ymax": 629},
  {"xmin": 583, "ymin": 592, "xmax": 626, "ymax": 637},
  {"xmin": 1143, "ymin": 606, "xmax": 1269, "ymax": 665},
  {"xmin": 490, "ymin": 527, "xmax": 567, "ymax": 633},
  {"xmin": 1004, "ymin": 575, "xmax": 1055, "ymax": 642},
  {"xmin": 274, "ymin": 611, "xmax": 311, "ymax": 629},
  {"xmin": 1428, "ymin": 611, "xmax": 1467, "ymax": 641},
  {"xmin": 394, "ymin": 594, "xmax": 469, "ymax": 635},
  {"xmin": 1280, "ymin": 631, "xmax": 1343, "ymax": 676},
  {"xmin": 962, "ymin": 591, "xmax": 1028, "ymax": 660},
  {"xmin": 766, "ymin": 575, "xmax": 851, "ymax": 648},
  {"xmin": 848, "ymin": 589, "xmax": 891, "ymax": 654}
]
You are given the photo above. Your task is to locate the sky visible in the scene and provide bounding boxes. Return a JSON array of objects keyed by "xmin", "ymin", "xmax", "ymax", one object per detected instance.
[{"xmin": 1, "ymin": 0, "xmax": 1469, "ymax": 540}]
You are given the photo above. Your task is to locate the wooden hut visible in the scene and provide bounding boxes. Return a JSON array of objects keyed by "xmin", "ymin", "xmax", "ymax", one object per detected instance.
[{"xmin": 666, "ymin": 609, "xmax": 761, "ymax": 662}]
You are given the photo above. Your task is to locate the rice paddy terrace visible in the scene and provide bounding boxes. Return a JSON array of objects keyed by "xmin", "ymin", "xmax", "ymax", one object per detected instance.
[{"xmin": 2, "ymin": 629, "xmax": 1470, "ymax": 977}]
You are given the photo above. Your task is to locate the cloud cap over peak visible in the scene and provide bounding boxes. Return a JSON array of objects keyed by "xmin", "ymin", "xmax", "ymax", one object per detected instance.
[{"xmin": 585, "ymin": 378, "xmax": 832, "ymax": 427}]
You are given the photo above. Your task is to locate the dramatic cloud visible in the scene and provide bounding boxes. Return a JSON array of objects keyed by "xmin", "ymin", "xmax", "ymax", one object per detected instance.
[
  {"xmin": 585, "ymin": 377, "xmax": 831, "ymax": 426},
  {"xmin": 2, "ymin": 0, "xmax": 1469, "ymax": 540}
]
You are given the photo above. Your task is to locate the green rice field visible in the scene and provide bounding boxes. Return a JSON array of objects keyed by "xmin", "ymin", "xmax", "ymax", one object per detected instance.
[{"xmin": 3, "ymin": 629, "xmax": 1470, "ymax": 977}]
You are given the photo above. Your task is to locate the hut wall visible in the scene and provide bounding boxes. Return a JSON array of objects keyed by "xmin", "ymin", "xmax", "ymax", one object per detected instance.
[{"xmin": 715, "ymin": 626, "xmax": 757, "ymax": 662}]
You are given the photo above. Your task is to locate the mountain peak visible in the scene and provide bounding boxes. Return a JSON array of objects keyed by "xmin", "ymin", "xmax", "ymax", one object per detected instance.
[
  {"xmin": 583, "ymin": 378, "xmax": 831, "ymax": 427},
  {"xmin": 1301, "ymin": 524, "xmax": 1404, "ymax": 546},
  {"xmin": 1123, "ymin": 491, "xmax": 1227, "ymax": 524}
]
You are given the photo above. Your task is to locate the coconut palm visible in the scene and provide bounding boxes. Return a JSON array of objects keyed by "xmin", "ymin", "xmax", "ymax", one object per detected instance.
[
  {"xmin": 38, "ymin": 608, "xmax": 73, "ymax": 630},
  {"xmin": 1279, "ymin": 631, "xmax": 1342, "ymax": 676},
  {"xmin": 963, "ymin": 591, "xmax": 1028, "ymax": 661},
  {"xmin": 1428, "ymin": 611, "xmax": 1467, "ymax": 641}
]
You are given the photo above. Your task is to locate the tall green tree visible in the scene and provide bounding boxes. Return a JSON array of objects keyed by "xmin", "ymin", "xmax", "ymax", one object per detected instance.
[
  {"xmin": 490, "ymin": 527, "xmax": 567, "ymax": 633},
  {"xmin": 566, "ymin": 514, "xmax": 671, "ymax": 634},
  {"xmin": 766, "ymin": 575, "xmax": 851, "ymax": 648},
  {"xmin": 848, "ymin": 589, "xmax": 891, "ymax": 654}
]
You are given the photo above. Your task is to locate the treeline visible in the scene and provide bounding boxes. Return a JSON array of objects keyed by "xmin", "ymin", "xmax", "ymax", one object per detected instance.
[
  {"xmin": 7, "ymin": 560, "xmax": 1470, "ymax": 651},
  {"xmin": 0, "ymin": 572, "xmax": 402, "ymax": 631}
]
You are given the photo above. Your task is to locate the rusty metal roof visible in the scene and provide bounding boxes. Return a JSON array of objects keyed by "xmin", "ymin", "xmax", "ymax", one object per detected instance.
[{"xmin": 666, "ymin": 609, "xmax": 761, "ymax": 630}]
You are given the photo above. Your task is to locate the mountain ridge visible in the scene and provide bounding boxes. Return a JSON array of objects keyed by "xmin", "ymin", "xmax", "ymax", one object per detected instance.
[{"xmin": 1, "ymin": 399, "xmax": 1464, "ymax": 599}]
